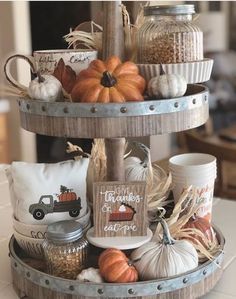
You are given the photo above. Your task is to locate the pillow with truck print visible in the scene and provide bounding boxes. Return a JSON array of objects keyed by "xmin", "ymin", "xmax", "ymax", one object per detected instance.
[{"xmin": 6, "ymin": 159, "xmax": 89, "ymax": 224}]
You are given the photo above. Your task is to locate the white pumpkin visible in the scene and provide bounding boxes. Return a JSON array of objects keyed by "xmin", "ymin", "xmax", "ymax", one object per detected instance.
[
  {"xmin": 148, "ymin": 65, "xmax": 187, "ymax": 99},
  {"xmin": 28, "ymin": 73, "xmax": 63, "ymax": 101},
  {"xmin": 77, "ymin": 267, "xmax": 104, "ymax": 283},
  {"xmin": 124, "ymin": 142, "xmax": 151, "ymax": 181},
  {"xmin": 131, "ymin": 219, "xmax": 198, "ymax": 280}
]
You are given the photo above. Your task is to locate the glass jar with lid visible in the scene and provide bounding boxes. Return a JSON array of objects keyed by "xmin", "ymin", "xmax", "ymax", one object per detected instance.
[
  {"xmin": 137, "ymin": 5, "xmax": 203, "ymax": 64},
  {"xmin": 43, "ymin": 220, "xmax": 89, "ymax": 279}
]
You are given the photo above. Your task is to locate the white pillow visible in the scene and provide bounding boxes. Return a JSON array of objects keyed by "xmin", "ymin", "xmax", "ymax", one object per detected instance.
[{"xmin": 6, "ymin": 159, "xmax": 89, "ymax": 224}]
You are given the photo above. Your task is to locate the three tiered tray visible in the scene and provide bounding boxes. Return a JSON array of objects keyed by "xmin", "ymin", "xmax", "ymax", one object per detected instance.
[
  {"xmin": 8, "ymin": 2, "xmax": 224, "ymax": 299},
  {"xmin": 10, "ymin": 84, "xmax": 225, "ymax": 299}
]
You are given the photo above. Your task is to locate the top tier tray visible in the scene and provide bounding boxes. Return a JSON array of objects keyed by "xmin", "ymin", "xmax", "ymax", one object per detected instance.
[{"xmin": 18, "ymin": 84, "xmax": 209, "ymax": 139}]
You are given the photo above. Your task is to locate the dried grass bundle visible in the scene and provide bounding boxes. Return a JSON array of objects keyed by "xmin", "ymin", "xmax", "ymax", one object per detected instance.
[
  {"xmin": 122, "ymin": 3, "xmax": 146, "ymax": 61},
  {"xmin": 86, "ymin": 139, "xmax": 107, "ymax": 206},
  {"xmin": 0, "ymin": 84, "xmax": 29, "ymax": 99},
  {"xmin": 154, "ymin": 187, "xmax": 221, "ymax": 261},
  {"xmin": 63, "ymin": 21, "xmax": 103, "ymax": 52},
  {"xmin": 89, "ymin": 139, "xmax": 107, "ymax": 182},
  {"xmin": 146, "ymin": 166, "xmax": 172, "ymax": 210},
  {"xmin": 63, "ymin": 3, "xmax": 148, "ymax": 61}
]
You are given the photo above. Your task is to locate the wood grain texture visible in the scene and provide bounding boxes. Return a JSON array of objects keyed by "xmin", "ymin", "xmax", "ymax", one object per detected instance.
[
  {"xmin": 11, "ymin": 265, "xmax": 223, "ymax": 299},
  {"xmin": 93, "ymin": 181, "xmax": 147, "ymax": 237},
  {"xmin": 19, "ymin": 103, "xmax": 209, "ymax": 139},
  {"xmin": 10, "ymin": 229, "xmax": 225, "ymax": 299},
  {"xmin": 102, "ymin": 1, "xmax": 124, "ymax": 60},
  {"xmin": 105, "ymin": 138, "xmax": 125, "ymax": 181}
]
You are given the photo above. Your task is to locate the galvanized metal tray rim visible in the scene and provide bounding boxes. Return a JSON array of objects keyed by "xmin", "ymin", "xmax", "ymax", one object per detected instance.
[
  {"xmin": 17, "ymin": 84, "xmax": 208, "ymax": 118},
  {"xmin": 9, "ymin": 225, "xmax": 224, "ymax": 298}
]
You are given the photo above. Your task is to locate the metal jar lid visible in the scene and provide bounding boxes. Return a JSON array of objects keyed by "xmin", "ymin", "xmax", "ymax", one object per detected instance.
[
  {"xmin": 144, "ymin": 5, "xmax": 195, "ymax": 16},
  {"xmin": 46, "ymin": 220, "xmax": 84, "ymax": 243}
]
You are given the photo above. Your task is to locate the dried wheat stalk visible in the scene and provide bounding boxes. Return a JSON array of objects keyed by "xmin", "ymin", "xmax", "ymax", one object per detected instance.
[
  {"xmin": 153, "ymin": 187, "xmax": 221, "ymax": 261},
  {"xmin": 63, "ymin": 21, "xmax": 103, "ymax": 52}
]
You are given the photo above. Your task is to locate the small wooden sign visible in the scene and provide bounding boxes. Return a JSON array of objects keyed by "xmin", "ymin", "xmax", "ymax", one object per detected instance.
[{"xmin": 93, "ymin": 181, "xmax": 147, "ymax": 237}]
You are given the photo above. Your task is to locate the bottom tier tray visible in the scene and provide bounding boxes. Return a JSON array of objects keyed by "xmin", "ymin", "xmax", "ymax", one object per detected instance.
[{"xmin": 9, "ymin": 227, "xmax": 224, "ymax": 299}]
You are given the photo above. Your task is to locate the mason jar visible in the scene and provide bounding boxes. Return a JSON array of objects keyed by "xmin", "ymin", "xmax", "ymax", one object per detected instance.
[
  {"xmin": 43, "ymin": 220, "xmax": 89, "ymax": 279},
  {"xmin": 137, "ymin": 5, "xmax": 203, "ymax": 64}
]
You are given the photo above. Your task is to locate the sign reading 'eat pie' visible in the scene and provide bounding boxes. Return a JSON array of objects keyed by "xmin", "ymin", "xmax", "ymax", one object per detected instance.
[{"xmin": 93, "ymin": 181, "xmax": 147, "ymax": 237}]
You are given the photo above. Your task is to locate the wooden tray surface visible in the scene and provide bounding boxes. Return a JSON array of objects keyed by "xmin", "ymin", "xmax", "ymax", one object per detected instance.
[
  {"xmin": 9, "ymin": 226, "xmax": 224, "ymax": 299},
  {"xmin": 18, "ymin": 84, "xmax": 209, "ymax": 138}
]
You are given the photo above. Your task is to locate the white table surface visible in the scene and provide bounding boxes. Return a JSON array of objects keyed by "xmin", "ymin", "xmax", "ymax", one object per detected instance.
[{"xmin": 0, "ymin": 177, "xmax": 235, "ymax": 298}]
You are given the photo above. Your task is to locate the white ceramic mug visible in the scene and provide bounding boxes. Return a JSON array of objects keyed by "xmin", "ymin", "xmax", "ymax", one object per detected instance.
[{"xmin": 4, "ymin": 49, "xmax": 97, "ymax": 91}]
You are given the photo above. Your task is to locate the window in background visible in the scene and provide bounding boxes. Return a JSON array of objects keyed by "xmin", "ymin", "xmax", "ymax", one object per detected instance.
[
  {"xmin": 209, "ymin": 1, "xmax": 221, "ymax": 12},
  {"xmin": 30, "ymin": 1, "xmax": 92, "ymax": 162}
]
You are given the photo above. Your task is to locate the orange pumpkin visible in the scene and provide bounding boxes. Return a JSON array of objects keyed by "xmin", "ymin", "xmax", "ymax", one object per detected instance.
[
  {"xmin": 58, "ymin": 192, "xmax": 77, "ymax": 202},
  {"xmin": 98, "ymin": 248, "xmax": 138, "ymax": 283},
  {"xmin": 184, "ymin": 215, "xmax": 215, "ymax": 246},
  {"xmin": 71, "ymin": 56, "xmax": 146, "ymax": 103}
]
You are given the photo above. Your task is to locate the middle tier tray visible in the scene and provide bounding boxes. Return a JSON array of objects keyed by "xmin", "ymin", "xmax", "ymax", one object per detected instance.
[{"xmin": 18, "ymin": 84, "xmax": 209, "ymax": 139}]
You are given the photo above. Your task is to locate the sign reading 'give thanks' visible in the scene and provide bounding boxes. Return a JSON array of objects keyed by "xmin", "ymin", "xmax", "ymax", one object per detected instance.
[{"xmin": 93, "ymin": 181, "xmax": 147, "ymax": 237}]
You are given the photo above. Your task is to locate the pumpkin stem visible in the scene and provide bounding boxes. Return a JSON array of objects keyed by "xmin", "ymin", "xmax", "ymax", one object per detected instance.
[
  {"xmin": 132, "ymin": 141, "xmax": 151, "ymax": 168},
  {"xmin": 37, "ymin": 72, "xmax": 45, "ymax": 83},
  {"xmin": 101, "ymin": 71, "xmax": 117, "ymax": 87},
  {"xmin": 127, "ymin": 260, "xmax": 135, "ymax": 267},
  {"xmin": 158, "ymin": 218, "xmax": 175, "ymax": 245},
  {"xmin": 159, "ymin": 64, "xmax": 165, "ymax": 76}
]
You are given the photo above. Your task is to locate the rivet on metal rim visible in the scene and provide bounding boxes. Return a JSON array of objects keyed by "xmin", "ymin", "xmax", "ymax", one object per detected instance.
[
  {"xmin": 216, "ymin": 260, "xmax": 220, "ymax": 265},
  {"xmin": 157, "ymin": 284, "xmax": 163, "ymax": 290},
  {"xmin": 69, "ymin": 285, "xmax": 74, "ymax": 291},
  {"xmin": 203, "ymin": 270, "xmax": 207, "ymax": 275},
  {"xmin": 149, "ymin": 105, "xmax": 155, "ymax": 111},
  {"xmin": 128, "ymin": 288, "xmax": 135, "ymax": 294},
  {"xmin": 26, "ymin": 272, "xmax": 30, "ymax": 278},
  {"xmin": 14, "ymin": 262, "xmax": 17, "ymax": 268},
  {"xmin": 63, "ymin": 107, "xmax": 69, "ymax": 113},
  {"xmin": 97, "ymin": 288, "xmax": 104, "ymax": 295},
  {"xmin": 192, "ymin": 98, "xmax": 196, "ymax": 104},
  {"xmin": 90, "ymin": 107, "xmax": 97, "ymax": 113},
  {"xmin": 26, "ymin": 103, "xmax": 30, "ymax": 110},
  {"xmin": 41, "ymin": 106, "xmax": 46, "ymax": 112},
  {"xmin": 45, "ymin": 279, "xmax": 50, "ymax": 285},
  {"xmin": 205, "ymin": 95, "xmax": 208, "ymax": 101},
  {"xmin": 120, "ymin": 107, "xmax": 127, "ymax": 113},
  {"xmin": 174, "ymin": 102, "xmax": 179, "ymax": 108},
  {"xmin": 183, "ymin": 277, "xmax": 188, "ymax": 284}
]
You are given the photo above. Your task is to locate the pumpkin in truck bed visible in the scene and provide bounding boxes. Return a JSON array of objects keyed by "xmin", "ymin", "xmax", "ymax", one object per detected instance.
[
  {"xmin": 57, "ymin": 185, "xmax": 78, "ymax": 202},
  {"xmin": 58, "ymin": 192, "xmax": 77, "ymax": 202}
]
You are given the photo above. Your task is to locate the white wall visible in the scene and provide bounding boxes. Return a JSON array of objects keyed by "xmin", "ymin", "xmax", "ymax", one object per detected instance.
[{"xmin": 0, "ymin": 1, "xmax": 36, "ymax": 162}]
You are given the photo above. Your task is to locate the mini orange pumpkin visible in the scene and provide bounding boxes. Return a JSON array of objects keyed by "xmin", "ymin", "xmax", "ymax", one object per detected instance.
[
  {"xmin": 98, "ymin": 248, "xmax": 138, "ymax": 283},
  {"xmin": 71, "ymin": 56, "xmax": 146, "ymax": 103},
  {"xmin": 184, "ymin": 215, "xmax": 215, "ymax": 247}
]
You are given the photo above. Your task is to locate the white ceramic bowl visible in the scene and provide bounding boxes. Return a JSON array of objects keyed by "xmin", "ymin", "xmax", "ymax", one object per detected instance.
[
  {"xmin": 137, "ymin": 59, "xmax": 213, "ymax": 84},
  {"xmin": 14, "ymin": 230, "xmax": 44, "ymax": 259},
  {"xmin": 13, "ymin": 207, "xmax": 91, "ymax": 239}
]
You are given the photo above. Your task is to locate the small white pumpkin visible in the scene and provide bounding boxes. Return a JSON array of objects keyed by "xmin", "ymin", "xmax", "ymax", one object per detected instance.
[
  {"xmin": 28, "ymin": 72, "xmax": 63, "ymax": 101},
  {"xmin": 148, "ymin": 65, "xmax": 187, "ymax": 99},
  {"xmin": 131, "ymin": 218, "xmax": 198, "ymax": 280},
  {"xmin": 76, "ymin": 267, "xmax": 104, "ymax": 283},
  {"xmin": 124, "ymin": 142, "xmax": 151, "ymax": 181}
]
